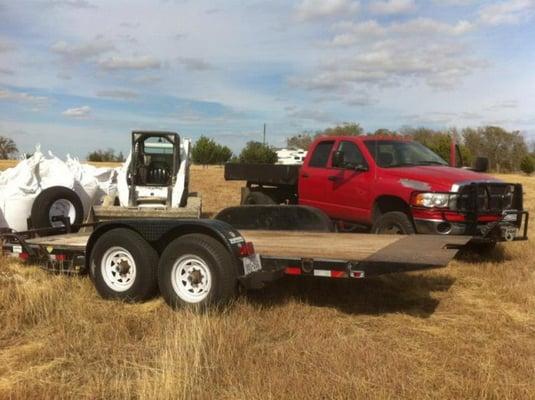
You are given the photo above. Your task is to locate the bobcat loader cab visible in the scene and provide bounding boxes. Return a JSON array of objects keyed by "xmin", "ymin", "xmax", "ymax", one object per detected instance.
[
  {"xmin": 126, "ymin": 131, "xmax": 189, "ymax": 208},
  {"xmin": 96, "ymin": 131, "xmax": 201, "ymax": 221}
]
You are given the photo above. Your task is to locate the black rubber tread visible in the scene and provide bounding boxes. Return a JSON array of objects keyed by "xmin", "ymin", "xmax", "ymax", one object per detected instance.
[
  {"xmin": 372, "ymin": 211, "xmax": 415, "ymax": 234},
  {"xmin": 158, "ymin": 233, "xmax": 238, "ymax": 310},
  {"xmin": 89, "ymin": 228, "xmax": 159, "ymax": 302},
  {"xmin": 243, "ymin": 191, "xmax": 276, "ymax": 205},
  {"xmin": 30, "ymin": 186, "xmax": 84, "ymax": 230}
]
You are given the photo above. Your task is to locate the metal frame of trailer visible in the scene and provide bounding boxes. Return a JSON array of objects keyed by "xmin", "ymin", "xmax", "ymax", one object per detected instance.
[{"xmin": 0, "ymin": 207, "xmax": 474, "ymax": 309}]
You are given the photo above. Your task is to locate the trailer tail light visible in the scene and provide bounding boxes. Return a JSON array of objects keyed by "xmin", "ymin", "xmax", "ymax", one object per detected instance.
[
  {"xmin": 55, "ymin": 254, "xmax": 66, "ymax": 262},
  {"xmin": 239, "ymin": 242, "xmax": 255, "ymax": 257},
  {"xmin": 285, "ymin": 267, "xmax": 301, "ymax": 275},
  {"xmin": 19, "ymin": 252, "xmax": 29, "ymax": 261}
]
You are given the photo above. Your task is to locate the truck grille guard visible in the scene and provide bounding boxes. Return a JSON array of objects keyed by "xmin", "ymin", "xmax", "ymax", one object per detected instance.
[{"xmin": 455, "ymin": 182, "xmax": 528, "ymax": 241}]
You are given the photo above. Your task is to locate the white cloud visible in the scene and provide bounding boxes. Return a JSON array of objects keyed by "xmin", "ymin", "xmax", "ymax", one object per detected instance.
[
  {"xmin": 96, "ymin": 89, "xmax": 138, "ymax": 100},
  {"xmin": 0, "ymin": 88, "xmax": 48, "ymax": 107},
  {"xmin": 479, "ymin": 0, "xmax": 535, "ymax": 25},
  {"xmin": 295, "ymin": 0, "xmax": 359, "ymax": 21},
  {"xmin": 46, "ymin": 0, "xmax": 96, "ymax": 9},
  {"xmin": 369, "ymin": 0, "xmax": 416, "ymax": 15},
  {"xmin": 98, "ymin": 55, "xmax": 161, "ymax": 70},
  {"xmin": 331, "ymin": 18, "xmax": 473, "ymax": 46},
  {"xmin": 62, "ymin": 105, "xmax": 91, "ymax": 117},
  {"xmin": 177, "ymin": 57, "xmax": 213, "ymax": 71},
  {"xmin": 50, "ymin": 37, "xmax": 114, "ymax": 61}
]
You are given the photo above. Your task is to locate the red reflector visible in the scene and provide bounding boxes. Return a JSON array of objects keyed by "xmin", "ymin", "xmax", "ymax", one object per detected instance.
[
  {"xmin": 331, "ymin": 270, "xmax": 346, "ymax": 278},
  {"xmin": 239, "ymin": 242, "xmax": 255, "ymax": 257},
  {"xmin": 19, "ymin": 252, "xmax": 29, "ymax": 261},
  {"xmin": 352, "ymin": 271, "xmax": 365, "ymax": 279},
  {"xmin": 285, "ymin": 267, "xmax": 301, "ymax": 275},
  {"xmin": 56, "ymin": 254, "xmax": 66, "ymax": 262}
]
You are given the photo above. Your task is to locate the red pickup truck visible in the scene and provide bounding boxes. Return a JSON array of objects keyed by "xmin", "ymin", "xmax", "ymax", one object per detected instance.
[{"xmin": 225, "ymin": 136, "xmax": 528, "ymax": 246}]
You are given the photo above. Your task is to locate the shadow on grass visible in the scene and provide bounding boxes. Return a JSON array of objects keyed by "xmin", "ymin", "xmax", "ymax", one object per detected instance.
[
  {"xmin": 456, "ymin": 243, "xmax": 511, "ymax": 264},
  {"xmin": 246, "ymin": 273, "xmax": 455, "ymax": 318}
]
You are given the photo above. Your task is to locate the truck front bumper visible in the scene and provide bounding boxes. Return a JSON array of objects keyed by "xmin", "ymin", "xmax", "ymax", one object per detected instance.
[{"xmin": 414, "ymin": 210, "xmax": 529, "ymax": 242}]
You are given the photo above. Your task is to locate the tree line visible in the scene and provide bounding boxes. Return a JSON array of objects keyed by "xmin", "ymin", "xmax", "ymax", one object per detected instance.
[{"xmin": 1, "ymin": 124, "xmax": 534, "ymax": 173}]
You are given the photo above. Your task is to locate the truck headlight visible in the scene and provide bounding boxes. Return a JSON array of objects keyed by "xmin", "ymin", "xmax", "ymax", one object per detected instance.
[{"xmin": 412, "ymin": 193, "xmax": 451, "ymax": 208}]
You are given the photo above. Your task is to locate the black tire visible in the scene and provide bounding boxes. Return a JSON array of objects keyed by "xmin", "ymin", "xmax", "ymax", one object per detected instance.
[
  {"xmin": 243, "ymin": 191, "xmax": 276, "ymax": 205},
  {"xmin": 31, "ymin": 186, "xmax": 84, "ymax": 231},
  {"xmin": 372, "ymin": 211, "xmax": 415, "ymax": 234},
  {"xmin": 89, "ymin": 228, "xmax": 159, "ymax": 302},
  {"xmin": 158, "ymin": 233, "xmax": 238, "ymax": 310}
]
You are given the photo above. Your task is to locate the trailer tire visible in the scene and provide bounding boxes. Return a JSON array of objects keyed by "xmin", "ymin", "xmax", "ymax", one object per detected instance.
[
  {"xmin": 372, "ymin": 211, "xmax": 415, "ymax": 235},
  {"xmin": 158, "ymin": 233, "xmax": 238, "ymax": 309},
  {"xmin": 89, "ymin": 228, "xmax": 159, "ymax": 302},
  {"xmin": 31, "ymin": 186, "xmax": 84, "ymax": 231},
  {"xmin": 243, "ymin": 191, "xmax": 276, "ymax": 205}
]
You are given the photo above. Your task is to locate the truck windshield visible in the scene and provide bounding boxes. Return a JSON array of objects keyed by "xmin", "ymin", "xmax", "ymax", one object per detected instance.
[{"xmin": 364, "ymin": 140, "xmax": 448, "ymax": 168}]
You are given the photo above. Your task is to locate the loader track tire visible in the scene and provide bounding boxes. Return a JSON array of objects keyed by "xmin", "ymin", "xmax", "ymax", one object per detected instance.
[
  {"xmin": 31, "ymin": 186, "xmax": 84, "ymax": 231},
  {"xmin": 243, "ymin": 191, "xmax": 276, "ymax": 205},
  {"xmin": 90, "ymin": 228, "xmax": 159, "ymax": 302},
  {"xmin": 158, "ymin": 233, "xmax": 238, "ymax": 310},
  {"xmin": 372, "ymin": 211, "xmax": 415, "ymax": 235}
]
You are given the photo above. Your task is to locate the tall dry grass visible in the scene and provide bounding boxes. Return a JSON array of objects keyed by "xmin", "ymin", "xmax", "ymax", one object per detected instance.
[{"xmin": 0, "ymin": 167, "xmax": 534, "ymax": 399}]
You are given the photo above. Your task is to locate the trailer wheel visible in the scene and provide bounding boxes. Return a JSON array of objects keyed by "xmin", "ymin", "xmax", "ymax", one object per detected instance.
[
  {"xmin": 89, "ymin": 228, "xmax": 159, "ymax": 301},
  {"xmin": 372, "ymin": 211, "xmax": 415, "ymax": 235},
  {"xmin": 31, "ymin": 186, "xmax": 84, "ymax": 231},
  {"xmin": 158, "ymin": 233, "xmax": 238, "ymax": 309},
  {"xmin": 243, "ymin": 191, "xmax": 276, "ymax": 205}
]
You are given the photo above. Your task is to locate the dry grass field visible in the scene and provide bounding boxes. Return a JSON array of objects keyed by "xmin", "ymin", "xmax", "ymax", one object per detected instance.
[{"xmin": 0, "ymin": 164, "xmax": 534, "ymax": 399}]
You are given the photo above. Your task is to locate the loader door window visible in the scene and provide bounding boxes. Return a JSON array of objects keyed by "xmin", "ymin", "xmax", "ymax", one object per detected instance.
[
  {"xmin": 309, "ymin": 141, "xmax": 334, "ymax": 168},
  {"xmin": 139, "ymin": 136, "xmax": 173, "ymax": 186}
]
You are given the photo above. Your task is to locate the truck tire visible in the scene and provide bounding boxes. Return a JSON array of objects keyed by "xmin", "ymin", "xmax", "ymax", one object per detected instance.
[
  {"xmin": 372, "ymin": 211, "xmax": 415, "ymax": 235},
  {"xmin": 31, "ymin": 186, "xmax": 84, "ymax": 231},
  {"xmin": 158, "ymin": 233, "xmax": 238, "ymax": 309},
  {"xmin": 89, "ymin": 228, "xmax": 159, "ymax": 302},
  {"xmin": 243, "ymin": 191, "xmax": 276, "ymax": 205}
]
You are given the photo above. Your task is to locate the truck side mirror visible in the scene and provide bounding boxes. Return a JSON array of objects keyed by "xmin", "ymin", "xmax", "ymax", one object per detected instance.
[
  {"xmin": 473, "ymin": 157, "xmax": 489, "ymax": 173},
  {"xmin": 332, "ymin": 150, "xmax": 344, "ymax": 168}
]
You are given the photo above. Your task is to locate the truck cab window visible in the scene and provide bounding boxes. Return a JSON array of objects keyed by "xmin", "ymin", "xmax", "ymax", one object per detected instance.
[
  {"xmin": 335, "ymin": 141, "xmax": 367, "ymax": 168},
  {"xmin": 308, "ymin": 141, "xmax": 334, "ymax": 168}
]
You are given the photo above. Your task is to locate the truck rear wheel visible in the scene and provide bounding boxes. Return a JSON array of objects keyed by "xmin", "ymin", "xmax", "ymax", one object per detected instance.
[
  {"xmin": 158, "ymin": 233, "xmax": 238, "ymax": 309},
  {"xmin": 89, "ymin": 228, "xmax": 159, "ymax": 301},
  {"xmin": 372, "ymin": 211, "xmax": 415, "ymax": 235},
  {"xmin": 243, "ymin": 191, "xmax": 276, "ymax": 205}
]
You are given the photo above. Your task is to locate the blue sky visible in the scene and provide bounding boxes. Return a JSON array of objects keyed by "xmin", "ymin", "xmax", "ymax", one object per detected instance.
[{"xmin": 0, "ymin": 0, "xmax": 534, "ymax": 158}]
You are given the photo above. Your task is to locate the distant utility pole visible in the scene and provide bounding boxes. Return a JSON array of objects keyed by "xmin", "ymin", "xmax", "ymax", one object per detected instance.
[{"xmin": 263, "ymin": 123, "xmax": 266, "ymax": 145}]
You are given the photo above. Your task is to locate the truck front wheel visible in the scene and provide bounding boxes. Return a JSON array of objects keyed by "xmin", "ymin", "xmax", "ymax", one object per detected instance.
[
  {"xmin": 372, "ymin": 211, "xmax": 415, "ymax": 235},
  {"xmin": 158, "ymin": 233, "xmax": 238, "ymax": 309}
]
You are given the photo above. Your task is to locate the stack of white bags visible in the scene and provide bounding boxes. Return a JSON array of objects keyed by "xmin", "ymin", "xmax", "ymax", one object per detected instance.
[{"xmin": 0, "ymin": 148, "xmax": 117, "ymax": 231}]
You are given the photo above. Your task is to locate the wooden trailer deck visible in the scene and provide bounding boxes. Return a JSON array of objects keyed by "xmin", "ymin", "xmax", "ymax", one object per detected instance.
[{"xmin": 26, "ymin": 230, "xmax": 470, "ymax": 266}]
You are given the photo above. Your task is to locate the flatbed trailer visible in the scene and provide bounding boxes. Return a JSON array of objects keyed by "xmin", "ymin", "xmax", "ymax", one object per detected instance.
[{"xmin": 0, "ymin": 210, "xmax": 471, "ymax": 310}]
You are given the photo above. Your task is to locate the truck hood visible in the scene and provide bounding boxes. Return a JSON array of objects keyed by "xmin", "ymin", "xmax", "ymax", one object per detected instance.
[{"xmin": 383, "ymin": 165, "xmax": 501, "ymax": 191}]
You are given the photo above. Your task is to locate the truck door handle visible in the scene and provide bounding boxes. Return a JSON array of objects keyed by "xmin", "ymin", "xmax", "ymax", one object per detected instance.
[
  {"xmin": 328, "ymin": 175, "xmax": 338, "ymax": 181},
  {"xmin": 301, "ymin": 173, "xmax": 309, "ymax": 178}
]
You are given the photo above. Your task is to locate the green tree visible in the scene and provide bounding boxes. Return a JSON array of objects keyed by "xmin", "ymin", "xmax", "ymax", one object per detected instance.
[
  {"xmin": 463, "ymin": 126, "xmax": 528, "ymax": 172},
  {"xmin": 87, "ymin": 148, "xmax": 125, "ymax": 162},
  {"xmin": 318, "ymin": 122, "xmax": 363, "ymax": 137},
  {"xmin": 191, "ymin": 136, "xmax": 232, "ymax": 165},
  {"xmin": 238, "ymin": 141, "xmax": 277, "ymax": 164},
  {"xmin": 520, "ymin": 155, "xmax": 535, "ymax": 175},
  {"xmin": 0, "ymin": 136, "xmax": 18, "ymax": 159},
  {"xmin": 286, "ymin": 133, "xmax": 314, "ymax": 149}
]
